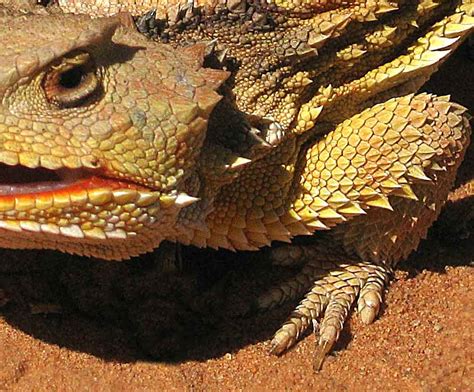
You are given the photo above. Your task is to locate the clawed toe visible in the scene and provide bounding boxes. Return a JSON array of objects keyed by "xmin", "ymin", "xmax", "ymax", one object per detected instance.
[
  {"xmin": 357, "ymin": 267, "xmax": 391, "ymax": 324},
  {"xmin": 259, "ymin": 249, "xmax": 391, "ymax": 370}
]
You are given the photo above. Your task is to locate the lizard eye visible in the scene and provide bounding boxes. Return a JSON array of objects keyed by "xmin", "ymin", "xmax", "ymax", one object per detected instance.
[{"xmin": 43, "ymin": 52, "xmax": 101, "ymax": 108}]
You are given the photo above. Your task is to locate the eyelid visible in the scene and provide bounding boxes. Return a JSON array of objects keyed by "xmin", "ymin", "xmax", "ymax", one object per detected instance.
[
  {"xmin": 51, "ymin": 52, "xmax": 91, "ymax": 71},
  {"xmin": 42, "ymin": 51, "xmax": 101, "ymax": 109},
  {"xmin": 45, "ymin": 71, "xmax": 99, "ymax": 108}
]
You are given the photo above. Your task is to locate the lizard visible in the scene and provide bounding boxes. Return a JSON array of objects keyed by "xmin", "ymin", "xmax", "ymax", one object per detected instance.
[{"xmin": 0, "ymin": 0, "xmax": 472, "ymax": 370}]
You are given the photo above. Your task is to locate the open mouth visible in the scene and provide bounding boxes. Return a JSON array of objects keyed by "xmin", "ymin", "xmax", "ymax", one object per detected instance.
[
  {"xmin": 0, "ymin": 162, "xmax": 163, "ymax": 241},
  {"xmin": 0, "ymin": 163, "xmax": 143, "ymax": 197},
  {"xmin": 0, "ymin": 162, "xmax": 192, "ymax": 244},
  {"xmin": 0, "ymin": 164, "xmax": 88, "ymax": 195}
]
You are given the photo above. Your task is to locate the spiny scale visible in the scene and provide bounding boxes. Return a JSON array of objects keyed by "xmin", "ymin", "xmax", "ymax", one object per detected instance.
[
  {"xmin": 1, "ymin": 0, "xmax": 473, "ymax": 372},
  {"xmin": 183, "ymin": 92, "xmax": 470, "ymax": 251}
]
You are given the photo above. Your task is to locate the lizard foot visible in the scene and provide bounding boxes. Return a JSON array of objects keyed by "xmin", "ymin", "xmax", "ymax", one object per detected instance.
[{"xmin": 258, "ymin": 245, "xmax": 391, "ymax": 370}]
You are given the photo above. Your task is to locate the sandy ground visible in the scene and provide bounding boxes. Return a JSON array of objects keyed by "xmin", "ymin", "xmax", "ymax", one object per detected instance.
[{"xmin": 0, "ymin": 40, "xmax": 473, "ymax": 392}]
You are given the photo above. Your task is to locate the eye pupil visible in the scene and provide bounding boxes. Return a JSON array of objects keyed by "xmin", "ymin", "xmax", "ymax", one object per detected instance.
[
  {"xmin": 43, "ymin": 52, "xmax": 101, "ymax": 108},
  {"xmin": 59, "ymin": 67, "xmax": 84, "ymax": 89}
]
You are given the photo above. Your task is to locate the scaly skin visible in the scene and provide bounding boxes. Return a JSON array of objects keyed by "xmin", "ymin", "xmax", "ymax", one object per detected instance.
[
  {"xmin": 0, "ymin": 6, "xmax": 229, "ymax": 258},
  {"xmin": 1, "ymin": 1, "xmax": 473, "ymax": 369}
]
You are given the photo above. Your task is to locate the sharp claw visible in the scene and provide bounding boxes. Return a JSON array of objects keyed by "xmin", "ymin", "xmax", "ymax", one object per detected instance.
[
  {"xmin": 358, "ymin": 291, "xmax": 381, "ymax": 324},
  {"xmin": 311, "ymin": 318, "xmax": 320, "ymax": 334},
  {"xmin": 269, "ymin": 334, "xmax": 288, "ymax": 356},
  {"xmin": 359, "ymin": 305, "xmax": 377, "ymax": 324},
  {"xmin": 268, "ymin": 343, "xmax": 281, "ymax": 355},
  {"xmin": 261, "ymin": 247, "xmax": 392, "ymax": 369},
  {"xmin": 313, "ymin": 339, "xmax": 334, "ymax": 371}
]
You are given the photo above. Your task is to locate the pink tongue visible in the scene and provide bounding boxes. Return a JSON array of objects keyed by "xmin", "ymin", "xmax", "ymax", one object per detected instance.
[{"xmin": 0, "ymin": 181, "xmax": 75, "ymax": 195}]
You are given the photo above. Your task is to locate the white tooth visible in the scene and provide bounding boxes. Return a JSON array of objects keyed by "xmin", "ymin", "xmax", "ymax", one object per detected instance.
[
  {"xmin": 40, "ymin": 223, "xmax": 60, "ymax": 235},
  {"xmin": 60, "ymin": 225, "xmax": 84, "ymax": 238},
  {"xmin": 19, "ymin": 221, "xmax": 41, "ymax": 232},
  {"xmin": 175, "ymin": 193, "xmax": 200, "ymax": 208},
  {"xmin": 105, "ymin": 229, "xmax": 127, "ymax": 239}
]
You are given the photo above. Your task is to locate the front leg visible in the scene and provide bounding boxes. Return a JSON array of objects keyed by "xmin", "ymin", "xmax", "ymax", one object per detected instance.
[
  {"xmin": 259, "ymin": 245, "xmax": 391, "ymax": 370},
  {"xmin": 258, "ymin": 93, "xmax": 471, "ymax": 370}
]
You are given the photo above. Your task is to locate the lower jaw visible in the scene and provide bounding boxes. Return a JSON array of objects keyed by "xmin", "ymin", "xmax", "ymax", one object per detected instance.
[
  {"xmin": 0, "ymin": 175, "xmax": 148, "ymax": 210},
  {"xmin": 0, "ymin": 175, "xmax": 164, "ymax": 238}
]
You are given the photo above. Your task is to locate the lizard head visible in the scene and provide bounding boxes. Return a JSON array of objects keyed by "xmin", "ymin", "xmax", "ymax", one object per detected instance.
[
  {"xmin": 0, "ymin": 11, "xmax": 228, "ymax": 259},
  {"xmin": 55, "ymin": 0, "xmax": 474, "ymax": 146}
]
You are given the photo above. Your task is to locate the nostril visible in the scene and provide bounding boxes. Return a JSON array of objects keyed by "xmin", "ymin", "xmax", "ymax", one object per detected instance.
[{"xmin": 86, "ymin": 157, "xmax": 100, "ymax": 168}]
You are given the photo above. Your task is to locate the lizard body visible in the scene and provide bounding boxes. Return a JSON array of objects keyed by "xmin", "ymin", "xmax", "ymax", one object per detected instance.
[{"xmin": 0, "ymin": 0, "xmax": 473, "ymax": 368}]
